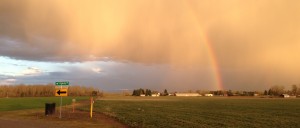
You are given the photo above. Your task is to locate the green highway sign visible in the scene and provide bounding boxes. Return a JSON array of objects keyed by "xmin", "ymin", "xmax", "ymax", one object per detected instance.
[{"xmin": 55, "ymin": 81, "xmax": 69, "ymax": 86}]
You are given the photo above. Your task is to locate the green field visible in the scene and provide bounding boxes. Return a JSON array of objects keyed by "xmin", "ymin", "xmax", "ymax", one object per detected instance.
[
  {"xmin": 91, "ymin": 97, "xmax": 300, "ymax": 128},
  {"xmin": 0, "ymin": 97, "xmax": 88, "ymax": 111}
]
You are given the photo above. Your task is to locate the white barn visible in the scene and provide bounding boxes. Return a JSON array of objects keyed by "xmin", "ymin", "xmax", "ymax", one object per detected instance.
[
  {"xmin": 205, "ymin": 94, "xmax": 213, "ymax": 97},
  {"xmin": 280, "ymin": 94, "xmax": 290, "ymax": 98},
  {"xmin": 175, "ymin": 93, "xmax": 201, "ymax": 97},
  {"xmin": 152, "ymin": 93, "xmax": 160, "ymax": 97}
]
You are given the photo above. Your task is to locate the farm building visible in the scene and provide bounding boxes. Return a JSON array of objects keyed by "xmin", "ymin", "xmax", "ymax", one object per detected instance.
[
  {"xmin": 152, "ymin": 93, "xmax": 160, "ymax": 97},
  {"xmin": 140, "ymin": 94, "xmax": 145, "ymax": 97},
  {"xmin": 169, "ymin": 93, "xmax": 176, "ymax": 96},
  {"xmin": 280, "ymin": 94, "xmax": 290, "ymax": 98},
  {"xmin": 175, "ymin": 93, "xmax": 201, "ymax": 96},
  {"xmin": 205, "ymin": 94, "xmax": 213, "ymax": 97}
]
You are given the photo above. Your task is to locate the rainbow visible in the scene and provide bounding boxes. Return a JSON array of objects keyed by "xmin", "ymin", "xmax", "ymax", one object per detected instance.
[
  {"xmin": 184, "ymin": 1, "xmax": 224, "ymax": 90},
  {"xmin": 202, "ymin": 34, "xmax": 224, "ymax": 90}
]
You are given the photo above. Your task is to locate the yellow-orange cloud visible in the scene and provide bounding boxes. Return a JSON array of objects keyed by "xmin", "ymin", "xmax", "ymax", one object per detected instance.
[{"xmin": 1, "ymin": 0, "xmax": 300, "ymax": 90}]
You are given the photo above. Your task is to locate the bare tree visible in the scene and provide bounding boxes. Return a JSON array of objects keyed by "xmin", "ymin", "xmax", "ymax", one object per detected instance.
[
  {"xmin": 269, "ymin": 85, "xmax": 285, "ymax": 96},
  {"xmin": 0, "ymin": 84, "xmax": 99, "ymax": 97},
  {"xmin": 291, "ymin": 85, "xmax": 298, "ymax": 95}
]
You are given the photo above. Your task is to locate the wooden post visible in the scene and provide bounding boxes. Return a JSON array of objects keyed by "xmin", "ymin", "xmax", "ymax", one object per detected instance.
[
  {"xmin": 72, "ymin": 98, "xmax": 76, "ymax": 113},
  {"xmin": 72, "ymin": 103, "xmax": 75, "ymax": 113},
  {"xmin": 90, "ymin": 97, "xmax": 94, "ymax": 118}
]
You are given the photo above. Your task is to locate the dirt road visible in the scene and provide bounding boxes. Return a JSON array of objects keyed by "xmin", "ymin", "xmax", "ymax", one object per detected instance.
[
  {"xmin": 0, "ymin": 110, "xmax": 127, "ymax": 128},
  {"xmin": 0, "ymin": 119, "xmax": 62, "ymax": 128},
  {"xmin": 0, "ymin": 101, "xmax": 128, "ymax": 128}
]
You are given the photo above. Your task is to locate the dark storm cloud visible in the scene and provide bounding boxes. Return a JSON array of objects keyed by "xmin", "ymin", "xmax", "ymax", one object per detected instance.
[
  {"xmin": 0, "ymin": 0, "xmax": 299, "ymax": 65},
  {"xmin": 6, "ymin": 62, "xmax": 216, "ymax": 91},
  {"xmin": 1, "ymin": 0, "xmax": 300, "ymax": 90}
]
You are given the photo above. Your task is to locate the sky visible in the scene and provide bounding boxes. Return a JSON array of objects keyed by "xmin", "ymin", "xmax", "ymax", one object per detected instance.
[{"xmin": 0, "ymin": 0, "xmax": 300, "ymax": 91}]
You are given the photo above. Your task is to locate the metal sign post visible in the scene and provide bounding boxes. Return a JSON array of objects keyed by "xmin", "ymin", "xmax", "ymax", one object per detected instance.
[
  {"xmin": 59, "ymin": 85, "xmax": 62, "ymax": 118},
  {"xmin": 55, "ymin": 81, "xmax": 69, "ymax": 119}
]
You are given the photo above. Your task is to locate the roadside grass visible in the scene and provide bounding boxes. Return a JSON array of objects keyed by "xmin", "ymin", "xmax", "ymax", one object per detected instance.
[
  {"xmin": 87, "ymin": 96, "xmax": 300, "ymax": 128},
  {"xmin": 0, "ymin": 96, "xmax": 130, "ymax": 128},
  {"xmin": 0, "ymin": 97, "xmax": 88, "ymax": 111}
]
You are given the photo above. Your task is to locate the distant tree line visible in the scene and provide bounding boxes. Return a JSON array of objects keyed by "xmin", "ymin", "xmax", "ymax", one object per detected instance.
[
  {"xmin": 130, "ymin": 84, "xmax": 300, "ymax": 97},
  {"xmin": 68, "ymin": 85, "xmax": 100, "ymax": 96},
  {"xmin": 132, "ymin": 88, "xmax": 263, "ymax": 97},
  {"xmin": 132, "ymin": 88, "xmax": 169, "ymax": 96},
  {"xmin": 263, "ymin": 85, "xmax": 300, "ymax": 96},
  {"xmin": 207, "ymin": 85, "xmax": 300, "ymax": 96},
  {"xmin": 132, "ymin": 88, "xmax": 145, "ymax": 96},
  {"xmin": 0, "ymin": 84, "xmax": 100, "ymax": 97}
]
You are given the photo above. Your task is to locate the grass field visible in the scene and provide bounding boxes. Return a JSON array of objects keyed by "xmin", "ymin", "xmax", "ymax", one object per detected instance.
[
  {"xmin": 0, "ymin": 97, "xmax": 88, "ymax": 111},
  {"xmin": 90, "ymin": 96, "xmax": 300, "ymax": 128},
  {"xmin": 0, "ymin": 96, "xmax": 127, "ymax": 128}
]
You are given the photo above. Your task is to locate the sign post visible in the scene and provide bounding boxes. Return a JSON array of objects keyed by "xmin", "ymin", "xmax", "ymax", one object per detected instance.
[
  {"xmin": 55, "ymin": 81, "xmax": 69, "ymax": 119},
  {"xmin": 72, "ymin": 98, "xmax": 76, "ymax": 113},
  {"xmin": 60, "ymin": 87, "xmax": 62, "ymax": 118},
  {"xmin": 90, "ymin": 97, "xmax": 94, "ymax": 118}
]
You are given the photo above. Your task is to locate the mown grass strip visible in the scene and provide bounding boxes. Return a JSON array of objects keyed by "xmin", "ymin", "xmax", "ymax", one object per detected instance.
[{"xmin": 0, "ymin": 97, "xmax": 88, "ymax": 111}]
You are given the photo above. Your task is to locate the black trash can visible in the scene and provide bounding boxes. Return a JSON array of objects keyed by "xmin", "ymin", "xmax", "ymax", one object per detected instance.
[{"xmin": 45, "ymin": 103, "xmax": 56, "ymax": 116}]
